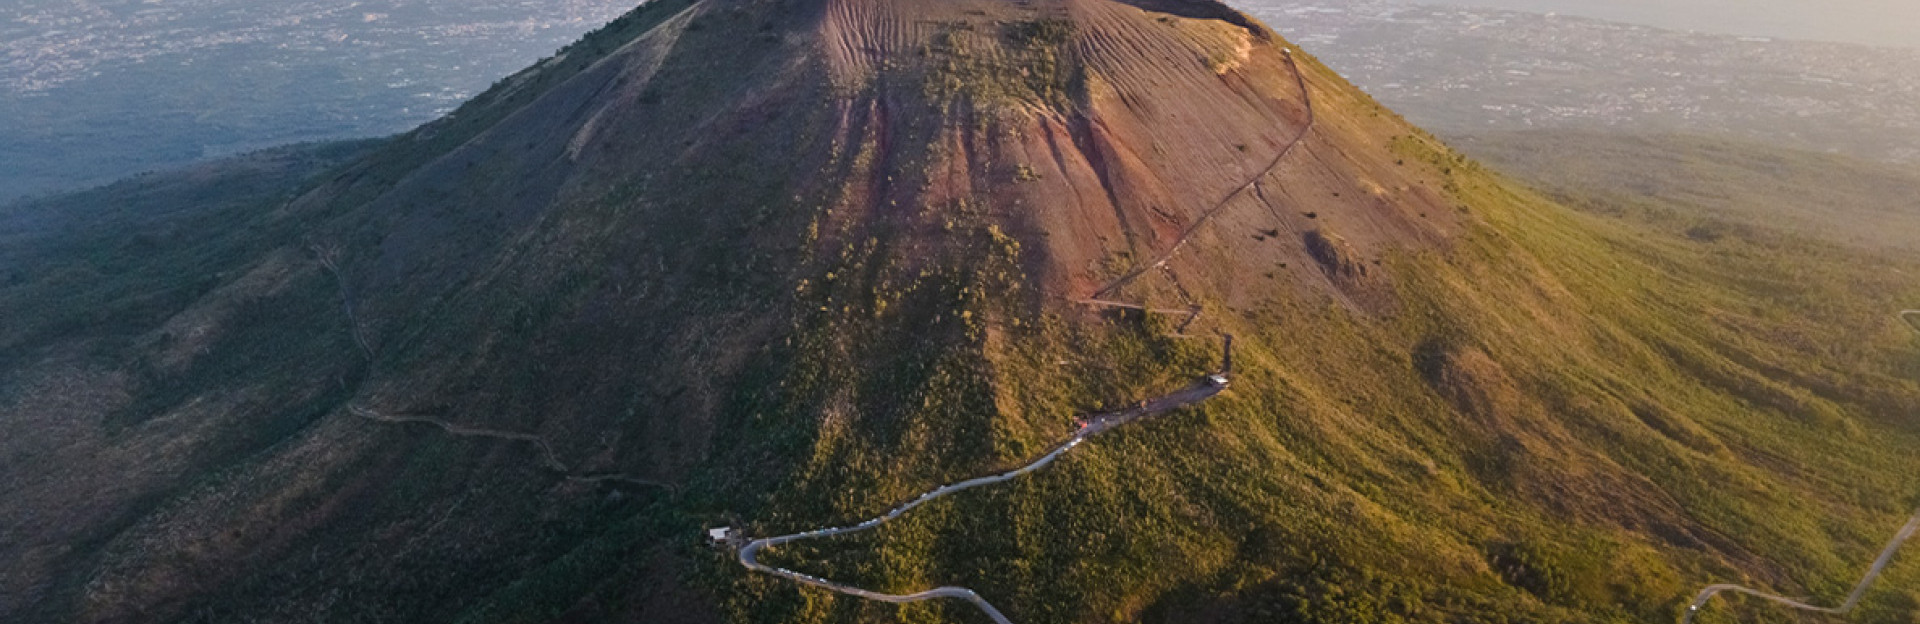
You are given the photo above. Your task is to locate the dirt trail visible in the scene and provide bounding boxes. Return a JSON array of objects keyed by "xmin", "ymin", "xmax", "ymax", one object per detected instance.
[
  {"xmin": 735, "ymin": 339, "xmax": 1232, "ymax": 624},
  {"xmin": 1073, "ymin": 298, "xmax": 1205, "ymax": 333},
  {"xmin": 351, "ymin": 405, "xmax": 678, "ymax": 492},
  {"xmin": 1090, "ymin": 48, "xmax": 1315, "ymax": 301},
  {"xmin": 312, "ymin": 243, "xmax": 374, "ymax": 362},
  {"xmin": 316, "ymin": 250, "xmax": 673, "ymax": 493},
  {"xmin": 1679, "ymin": 311, "xmax": 1920, "ymax": 623},
  {"xmin": 731, "ymin": 29, "xmax": 1310, "ymax": 623}
]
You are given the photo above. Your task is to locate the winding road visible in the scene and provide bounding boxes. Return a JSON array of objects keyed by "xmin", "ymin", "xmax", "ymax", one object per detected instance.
[
  {"xmin": 736, "ymin": 340, "xmax": 1233, "ymax": 624},
  {"xmin": 1682, "ymin": 514, "xmax": 1920, "ymax": 623},
  {"xmin": 1680, "ymin": 311, "xmax": 1920, "ymax": 623},
  {"xmin": 735, "ymin": 38, "xmax": 1309, "ymax": 623}
]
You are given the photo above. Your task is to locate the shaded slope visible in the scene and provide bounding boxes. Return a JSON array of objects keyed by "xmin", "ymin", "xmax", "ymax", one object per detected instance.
[{"xmin": 2, "ymin": 1, "xmax": 1919, "ymax": 624}]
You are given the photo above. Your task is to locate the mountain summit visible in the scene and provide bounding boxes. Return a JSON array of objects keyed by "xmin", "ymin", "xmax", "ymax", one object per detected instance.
[
  {"xmin": 304, "ymin": 0, "xmax": 1457, "ymax": 336},
  {"xmin": 5, "ymin": 1, "xmax": 1918, "ymax": 623}
]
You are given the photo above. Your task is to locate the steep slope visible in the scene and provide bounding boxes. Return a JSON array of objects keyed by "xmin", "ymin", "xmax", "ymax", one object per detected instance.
[{"xmin": 4, "ymin": 1, "xmax": 1920, "ymax": 623}]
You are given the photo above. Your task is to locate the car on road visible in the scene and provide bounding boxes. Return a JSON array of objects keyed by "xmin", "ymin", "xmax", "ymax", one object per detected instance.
[{"xmin": 1207, "ymin": 374, "xmax": 1230, "ymax": 387}]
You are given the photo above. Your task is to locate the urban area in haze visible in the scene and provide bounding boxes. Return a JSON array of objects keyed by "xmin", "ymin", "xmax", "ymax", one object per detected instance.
[{"xmin": 7, "ymin": 0, "xmax": 1920, "ymax": 201}]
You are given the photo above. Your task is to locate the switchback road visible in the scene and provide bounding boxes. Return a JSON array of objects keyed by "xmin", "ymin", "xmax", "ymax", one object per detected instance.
[
  {"xmin": 735, "ymin": 39, "xmax": 1307, "ymax": 624},
  {"xmin": 1679, "ymin": 311, "xmax": 1920, "ymax": 623},
  {"xmin": 737, "ymin": 341, "xmax": 1233, "ymax": 624}
]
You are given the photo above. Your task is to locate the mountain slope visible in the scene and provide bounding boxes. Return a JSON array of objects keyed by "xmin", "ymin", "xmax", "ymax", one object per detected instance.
[{"xmin": 4, "ymin": 1, "xmax": 1919, "ymax": 623}]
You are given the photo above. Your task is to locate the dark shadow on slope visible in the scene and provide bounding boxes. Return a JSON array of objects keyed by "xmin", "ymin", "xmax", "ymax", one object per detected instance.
[{"xmin": 1110, "ymin": 0, "xmax": 1268, "ymax": 39}]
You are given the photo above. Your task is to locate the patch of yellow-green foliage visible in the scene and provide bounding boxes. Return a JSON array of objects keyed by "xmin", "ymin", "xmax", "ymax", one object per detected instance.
[
  {"xmin": 917, "ymin": 19, "xmax": 1079, "ymax": 114},
  {"xmin": 697, "ymin": 131, "xmax": 1920, "ymax": 624}
]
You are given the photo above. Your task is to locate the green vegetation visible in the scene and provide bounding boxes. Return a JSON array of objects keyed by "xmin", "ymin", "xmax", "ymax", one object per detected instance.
[
  {"xmin": 0, "ymin": 140, "xmax": 375, "ymax": 367},
  {"xmin": 679, "ymin": 126, "xmax": 1920, "ymax": 624},
  {"xmin": 917, "ymin": 19, "xmax": 1080, "ymax": 112}
]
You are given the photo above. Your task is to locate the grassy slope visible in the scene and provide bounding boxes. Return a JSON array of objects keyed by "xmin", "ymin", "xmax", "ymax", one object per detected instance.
[
  {"xmin": 783, "ymin": 166, "xmax": 1920, "ymax": 622},
  {"xmin": 0, "ymin": 6, "xmax": 712, "ymax": 620},
  {"xmin": 0, "ymin": 140, "xmax": 377, "ymax": 361},
  {"xmin": 20, "ymin": 121, "xmax": 1916, "ymax": 624},
  {"xmin": 1396, "ymin": 141, "xmax": 1920, "ymax": 623},
  {"xmin": 692, "ymin": 93, "xmax": 1920, "ymax": 624},
  {"xmin": 0, "ymin": 140, "xmax": 388, "ymax": 621}
]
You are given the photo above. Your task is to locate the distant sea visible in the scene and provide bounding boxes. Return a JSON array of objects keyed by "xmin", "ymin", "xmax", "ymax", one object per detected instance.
[{"xmin": 1380, "ymin": 0, "xmax": 1920, "ymax": 48}]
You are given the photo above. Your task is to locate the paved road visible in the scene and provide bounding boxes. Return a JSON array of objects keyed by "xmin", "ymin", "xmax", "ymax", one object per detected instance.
[
  {"xmin": 733, "ymin": 41, "xmax": 1307, "ymax": 622},
  {"xmin": 351, "ymin": 404, "xmax": 678, "ymax": 492},
  {"xmin": 1092, "ymin": 48, "xmax": 1317, "ymax": 300},
  {"xmin": 1680, "ymin": 310, "xmax": 1920, "ymax": 623},
  {"xmin": 1682, "ymin": 514, "xmax": 1920, "ymax": 623},
  {"xmin": 737, "ymin": 342, "xmax": 1233, "ymax": 624}
]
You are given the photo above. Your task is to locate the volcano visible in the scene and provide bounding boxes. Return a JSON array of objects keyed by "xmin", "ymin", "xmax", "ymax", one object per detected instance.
[{"xmin": 5, "ymin": 1, "xmax": 1920, "ymax": 623}]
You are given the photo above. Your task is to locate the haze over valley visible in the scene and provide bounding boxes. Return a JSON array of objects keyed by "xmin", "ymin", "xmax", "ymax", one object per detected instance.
[
  {"xmin": 1236, "ymin": 0, "xmax": 1920, "ymax": 164},
  {"xmin": 9, "ymin": 0, "xmax": 1920, "ymax": 203},
  {"xmin": 1, "ymin": 0, "xmax": 633, "ymax": 200},
  {"xmin": 1360, "ymin": 0, "xmax": 1920, "ymax": 49}
]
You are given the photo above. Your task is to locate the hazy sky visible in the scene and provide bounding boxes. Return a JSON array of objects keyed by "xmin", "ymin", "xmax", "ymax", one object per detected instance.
[{"xmin": 1386, "ymin": 0, "xmax": 1920, "ymax": 48}]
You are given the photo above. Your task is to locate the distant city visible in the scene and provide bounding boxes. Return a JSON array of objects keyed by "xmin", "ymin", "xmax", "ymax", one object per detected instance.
[
  {"xmin": 0, "ymin": 0, "xmax": 634, "ymax": 200},
  {"xmin": 5, "ymin": 0, "xmax": 1919, "ymax": 202},
  {"xmin": 1236, "ymin": 1, "xmax": 1920, "ymax": 164}
]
